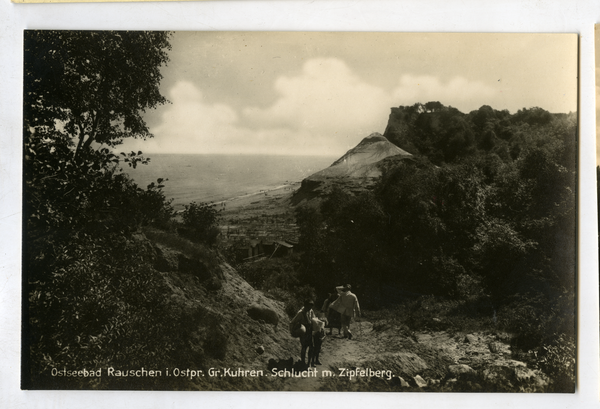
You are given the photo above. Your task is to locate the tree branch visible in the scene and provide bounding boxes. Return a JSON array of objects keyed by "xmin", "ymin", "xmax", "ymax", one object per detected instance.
[
  {"xmin": 82, "ymin": 112, "xmax": 99, "ymax": 152},
  {"xmin": 74, "ymin": 118, "xmax": 85, "ymax": 160}
]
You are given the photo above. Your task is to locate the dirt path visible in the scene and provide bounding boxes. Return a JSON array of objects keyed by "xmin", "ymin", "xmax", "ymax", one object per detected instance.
[
  {"xmin": 275, "ymin": 317, "xmax": 543, "ymax": 392},
  {"xmin": 280, "ymin": 320, "xmax": 377, "ymax": 391}
]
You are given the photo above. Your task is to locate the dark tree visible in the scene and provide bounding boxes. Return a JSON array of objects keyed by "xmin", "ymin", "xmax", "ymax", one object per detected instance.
[
  {"xmin": 512, "ymin": 107, "xmax": 553, "ymax": 126},
  {"xmin": 424, "ymin": 101, "xmax": 444, "ymax": 112},
  {"xmin": 24, "ymin": 31, "xmax": 173, "ymax": 233},
  {"xmin": 24, "ymin": 30, "xmax": 172, "ymax": 160},
  {"xmin": 470, "ymin": 105, "xmax": 496, "ymax": 131},
  {"xmin": 22, "ymin": 32, "xmax": 182, "ymax": 389}
]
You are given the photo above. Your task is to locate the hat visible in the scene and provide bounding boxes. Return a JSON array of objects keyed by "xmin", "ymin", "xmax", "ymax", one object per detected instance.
[
  {"xmin": 343, "ymin": 284, "xmax": 351, "ymax": 291},
  {"xmin": 304, "ymin": 300, "xmax": 315, "ymax": 308}
]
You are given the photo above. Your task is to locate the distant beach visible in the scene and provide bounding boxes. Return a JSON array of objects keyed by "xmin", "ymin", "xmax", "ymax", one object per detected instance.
[{"xmin": 124, "ymin": 154, "xmax": 336, "ymax": 211}]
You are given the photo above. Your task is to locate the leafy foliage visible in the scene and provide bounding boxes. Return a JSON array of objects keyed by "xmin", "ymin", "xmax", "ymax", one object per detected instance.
[
  {"xmin": 22, "ymin": 31, "xmax": 188, "ymax": 389},
  {"xmin": 24, "ymin": 129, "xmax": 174, "ymax": 236},
  {"xmin": 24, "ymin": 30, "xmax": 171, "ymax": 160},
  {"xmin": 297, "ymin": 103, "xmax": 576, "ymax": 363},
  {"xmin": 179, "ymin": 202, "xmax": 221, "ymax": 246},
  {"xmin": 384, "ymin": 102, "xmax": 575, "ymax": 168},
  {"xmin": 26, "ymin": 233, "xmax": 206, "ymax": 387},
  {"xmin": 539, "ymin": 333, "xmax": 576, "ymax": 392},
  {"xmin": 24, "ymin": 30, "xmax": 175, "ymax": 236}
]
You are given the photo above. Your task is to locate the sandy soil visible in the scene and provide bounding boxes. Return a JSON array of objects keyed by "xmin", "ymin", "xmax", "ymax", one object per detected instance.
[
  {"xmin": 279, "ymin": 320, "xmax": 377, "ymax": 391},
  {"xmin": 272, "ymin": 318, "xmax": 527, "ymax": 392},
  {"xmin": 216, "ymin": 182, "xmax": 300, "ymax": 219}
]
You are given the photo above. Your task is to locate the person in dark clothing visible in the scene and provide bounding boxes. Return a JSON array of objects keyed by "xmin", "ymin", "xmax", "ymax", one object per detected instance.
[
  {"xmin": 323, "ymin": 292, "xmax": 342, "ymax": 335},
  {"xmin": 309, "ymin": 317, "xmax": 327, "ymax": 367},
  {"xmin": 289, "ymin": 300, "xmax": 315, "ymax": 366}
]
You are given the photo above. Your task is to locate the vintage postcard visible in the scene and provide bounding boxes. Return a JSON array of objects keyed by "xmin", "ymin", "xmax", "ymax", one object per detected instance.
[{"xmin": 22, "ymin": 31, "xmax": 578, "ymax": 392}]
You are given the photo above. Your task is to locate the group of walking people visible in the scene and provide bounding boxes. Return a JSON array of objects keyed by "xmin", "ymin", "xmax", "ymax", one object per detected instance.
[{"xmin": 289, "ymin": 284, "xmax": 361, "ymax": 367}]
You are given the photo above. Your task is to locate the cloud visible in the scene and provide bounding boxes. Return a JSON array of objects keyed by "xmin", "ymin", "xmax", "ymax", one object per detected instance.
[
  {"xmin": 152, "ymin": 81, "xmax": 239, "ymax": 150},
  {"xmin": 243, "ymin": 58, "xmax": 391, "ymax": 137},
  {"xmin": 122, "ymin": 60, "xmax": 499, "ymax": 157},
  {"xmin": 123, "ymin": 81, "xmax": 246, "ymax": 154}
]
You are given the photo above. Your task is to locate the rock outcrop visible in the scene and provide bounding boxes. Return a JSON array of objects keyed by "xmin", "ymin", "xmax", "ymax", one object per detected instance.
[{"xmin": 247, "ymin": 304, "xmax": 280, "ymax": 326}]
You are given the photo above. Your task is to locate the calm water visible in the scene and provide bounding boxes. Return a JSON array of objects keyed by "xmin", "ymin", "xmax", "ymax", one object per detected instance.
[{"xmin": 123, "ymin": 154, "xmax": 336, "ymax": 210}]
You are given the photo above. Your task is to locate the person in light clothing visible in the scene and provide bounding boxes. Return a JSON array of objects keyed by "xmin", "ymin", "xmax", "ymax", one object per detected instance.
[{"xmin": 332, "ymin": 284, "xmax": 360, "ymax": 339}]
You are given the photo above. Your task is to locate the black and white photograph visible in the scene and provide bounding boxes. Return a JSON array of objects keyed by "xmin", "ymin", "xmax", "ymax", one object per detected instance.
[{"xmin": 21, "ymin": 30, "xmax": 578, "ymax": 393}]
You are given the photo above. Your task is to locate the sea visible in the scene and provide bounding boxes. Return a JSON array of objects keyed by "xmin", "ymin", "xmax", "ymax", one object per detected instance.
[{"xmin": 123, "ymin": 154, "xmax": 337, "ymax": 211}]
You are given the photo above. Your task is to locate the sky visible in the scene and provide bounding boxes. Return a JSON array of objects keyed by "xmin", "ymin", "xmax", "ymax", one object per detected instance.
[{"xmin": 119, "ymin": 32, "xmax": 578, "ymax": 158}]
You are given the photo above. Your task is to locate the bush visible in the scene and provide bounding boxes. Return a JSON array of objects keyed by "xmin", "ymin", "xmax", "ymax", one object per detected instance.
[
  {"xmin": 24, "ymin": 133, "xmax": 174, "ymax": 236},
  {"xmin": 538, "ymin": 333, "xmax": 576, "ymax": 392},
  {"xmin": 180, "ymin": 202, "xmax": 220, "ymax": 246},
  {"xmin": 140, "ymin": 179, "xmax": 176, "ymax": 229},
  {"xmin": 239, "ymin": 258, "xmax": 299, "ymax": 290},
  {"xmin": 25, "ymin": 232, "xmax": 206, "ymax": 388},
  {"xmin": 494, "ymin": 290, "xmax": 575, "ymax": 363}
]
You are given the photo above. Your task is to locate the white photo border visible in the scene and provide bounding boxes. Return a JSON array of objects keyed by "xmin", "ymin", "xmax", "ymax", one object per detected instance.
[{"xmin": 1, "ymin": 1, "xmax": 598, "ymax": 408}]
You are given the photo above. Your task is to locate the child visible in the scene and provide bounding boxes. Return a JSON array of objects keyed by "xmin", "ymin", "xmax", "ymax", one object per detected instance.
[{"xmin": 309, "ymin": 317, "xmax": 327, "ymax": 367}]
